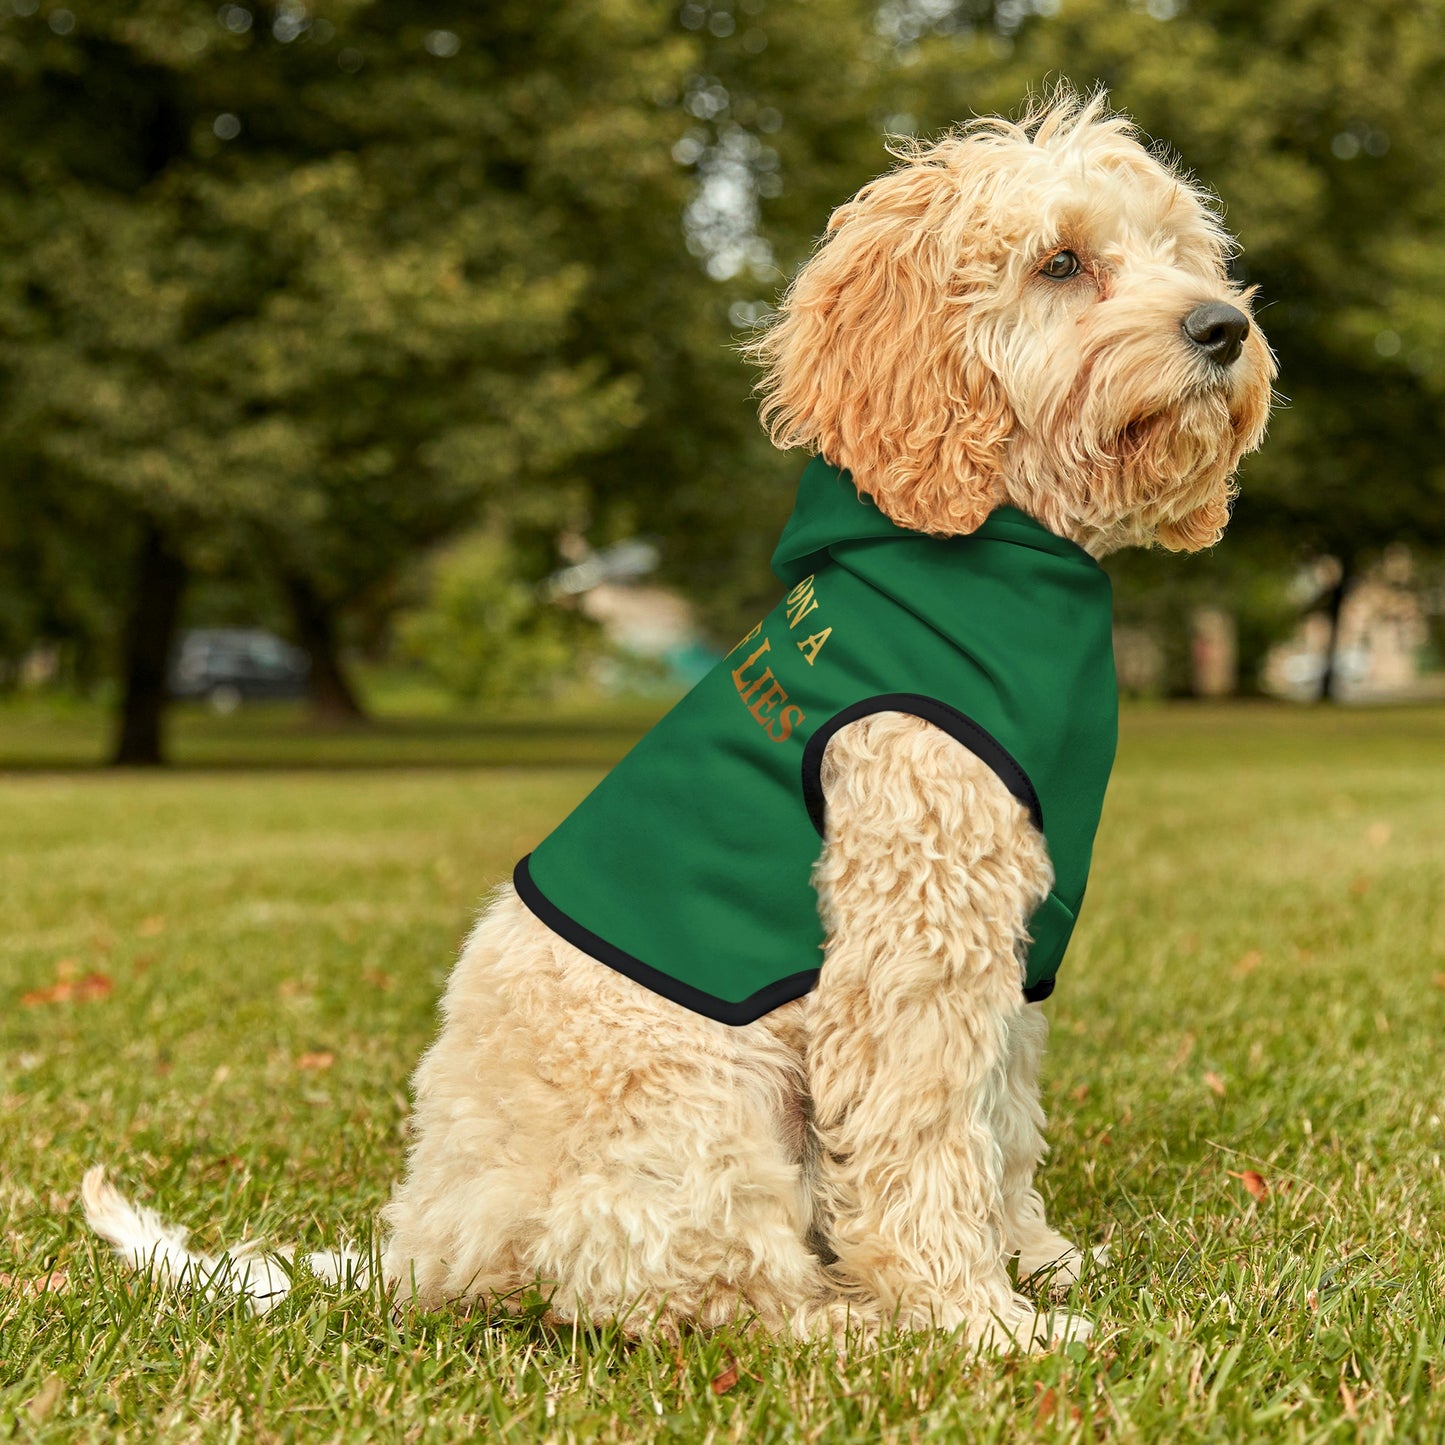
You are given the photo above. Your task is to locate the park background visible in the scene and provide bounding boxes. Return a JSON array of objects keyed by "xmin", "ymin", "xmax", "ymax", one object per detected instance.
[
  {"xmin": 2, "ymin": 2, "xmax": 1443, "ymax": 1442},
  {"xmin": 2, "ymin": 0, "xmax": 1445, "ymax": 749}
]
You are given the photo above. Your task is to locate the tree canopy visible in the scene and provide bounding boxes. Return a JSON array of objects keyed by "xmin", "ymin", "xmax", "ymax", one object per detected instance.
[{"xmin": 0, "ymin": 1, "xmax": 706, "ymax": 752}]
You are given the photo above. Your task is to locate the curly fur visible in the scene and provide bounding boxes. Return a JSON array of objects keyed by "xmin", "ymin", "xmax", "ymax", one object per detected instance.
[{"xmin": 85, "ymin": 87, "xmax": 1272, "ymax": 1354}]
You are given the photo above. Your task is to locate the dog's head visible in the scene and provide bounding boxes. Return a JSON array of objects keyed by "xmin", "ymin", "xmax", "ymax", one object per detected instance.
[{"xmin": 750, "ymin": 89, "xmax": 1275, "ymax": 554}]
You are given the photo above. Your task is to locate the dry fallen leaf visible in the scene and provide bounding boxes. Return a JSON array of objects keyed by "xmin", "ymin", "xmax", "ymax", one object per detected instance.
[
  {"xmin": 1070, "ymin": 1084, "xmax": 1089, "ymax": 1103},
  {"xmin": 1034, "ymin": 1386, "xmax": 1058, "ymax": 1425},
  {"xmin": 1204, "ymin": 1071, "xmax": 1227, "ymax": 1098},
  {"xmin": 1433, "ymin": 973, "xmax": 1445, "ymax": 990},
  {"xmin": 1232, "ymin": 950, "xmax": 1263, "ymax": 977},
  {"xmin": 361, "ymin": 968, "xmax": 394, "ymax": 992},
  {"xmin": 1168, "ymin": 1033, "xmax": 1196, "ymax": 1073},
  {"xmin": 1348, "ymin": 876, "xmax": 1372, "ymax": 899},
  {"xmin": 1228, "ymin": 1169, "xmax": 1269, "ymax": 1201},
  {"xmin": 21, "ymin": 982, "xmax": 69, "ymax": 1007},
  {"xmin": 296, "ymin": 1051, "xmax": 335, "ymax": 1072},
  {"xmin": 0, "ymin": 1268, "xmax": 69, "ymax": 1299},
  {"xmin": 710, "ymin": 1358, "xmax": 740, "ymax": 1396},
  {"xmin": 21, "ymin": 972, "xmax": 113, "ymax": 1007},
  {"xmin": 27, "ymin": 1374, "xmax": 64, "ymax": 1423},
  {"xmin": 1364, "ymin": 822, "xmax": 1391, "ymax": 849},
  {"xmin": 138, "ymin": 915, "xmax": 167, "ymax": 937}
]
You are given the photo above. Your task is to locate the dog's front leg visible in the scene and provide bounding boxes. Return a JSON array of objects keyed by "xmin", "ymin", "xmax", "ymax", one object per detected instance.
[
  {"xmin": 993, "ymin": 1006, "xmax": 1099, "ymax": 1289},
  {"xmin": 805, "ymin": 712, "xmax": 1089, "ymax": 1350}
]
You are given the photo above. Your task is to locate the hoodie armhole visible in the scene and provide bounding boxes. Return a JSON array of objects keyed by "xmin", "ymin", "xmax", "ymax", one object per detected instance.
[{"xmin": 800, "ymin": 693, "xmax": 1044, "ymax": 839}]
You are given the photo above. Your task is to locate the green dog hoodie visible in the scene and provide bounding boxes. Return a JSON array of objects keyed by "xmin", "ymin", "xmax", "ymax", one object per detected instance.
[{"xmin": 515, "ymin": 457, "xmax": 1119, "ymax": 1025}]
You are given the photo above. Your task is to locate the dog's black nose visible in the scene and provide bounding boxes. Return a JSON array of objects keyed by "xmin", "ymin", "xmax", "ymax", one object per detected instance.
[{"xmin": 1182, "ymin": 302, "xmax": 1250, "ymax": 367}]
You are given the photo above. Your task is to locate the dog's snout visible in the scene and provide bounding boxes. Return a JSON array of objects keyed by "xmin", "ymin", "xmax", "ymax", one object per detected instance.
[{"xmin": 1182, "ymin": 302, "xmax": 1250, "ymax": 367}]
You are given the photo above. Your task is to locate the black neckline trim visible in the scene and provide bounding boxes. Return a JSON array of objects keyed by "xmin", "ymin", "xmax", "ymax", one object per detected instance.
[
  {"xmin": 799, "ymin": 693, "xmax": 1044, "ymax": 839},
  {"xmin": 513, "ymin": 855, "xmax": 821, "ymax": 1027}
]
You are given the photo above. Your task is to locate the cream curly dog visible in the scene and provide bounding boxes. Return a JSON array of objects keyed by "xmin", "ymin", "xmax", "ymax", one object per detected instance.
[{"xmin": 85, "ymin": 91, "xmax": 1273, "ymax": 1351}]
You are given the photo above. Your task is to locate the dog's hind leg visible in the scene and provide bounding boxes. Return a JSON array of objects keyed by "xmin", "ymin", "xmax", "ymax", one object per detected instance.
[
  {"xmin": 383, "ymin": 892, "xmax": 834, "ymax": 1338},
  {"xmin": 804, "ymin": 713, "xmax": 1091, "ymax": 1350},
  {"xmin": 511, "ymin": 985, "xmax": 835, "ymax": 1341}
]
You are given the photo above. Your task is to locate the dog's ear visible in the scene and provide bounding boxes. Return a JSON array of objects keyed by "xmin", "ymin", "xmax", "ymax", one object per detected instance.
[{"xmin": 749, "ymin": 150, "xmax": 1012, "ymax": 536}]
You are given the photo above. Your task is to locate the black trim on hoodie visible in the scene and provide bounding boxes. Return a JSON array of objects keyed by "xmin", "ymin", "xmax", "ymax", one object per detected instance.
[{"xmin": 800, "ymin": 693, "xmax": 1045, "ymax": 838}]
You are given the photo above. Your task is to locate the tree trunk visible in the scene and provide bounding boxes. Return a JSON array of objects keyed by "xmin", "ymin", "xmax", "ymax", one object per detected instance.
[
  {"xmin": 1317, "ymin": 555, "xmax": 1355, "ymax": 703},
  {"xmin": 111, "ymin": 521, "xmax": 187, "ymax": 766},
  {"xmin": 283, "ymin": 572, "xmax": 366, "ymax": 724}
]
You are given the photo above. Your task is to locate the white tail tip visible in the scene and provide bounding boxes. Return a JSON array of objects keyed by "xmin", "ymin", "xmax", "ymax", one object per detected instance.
[{"xmin": 81, "ymin": 1166, "xmax": 368, "ymax": 1315}]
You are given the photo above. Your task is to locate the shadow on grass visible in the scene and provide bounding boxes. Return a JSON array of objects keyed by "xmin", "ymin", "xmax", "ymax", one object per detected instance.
[
  {"xmin": 0, "ymin": 698, "xmax": 677, "ymax": 774},
  {"xmin": 6, "ymin": 695, "xmax": 1445, "ymax": 775}
]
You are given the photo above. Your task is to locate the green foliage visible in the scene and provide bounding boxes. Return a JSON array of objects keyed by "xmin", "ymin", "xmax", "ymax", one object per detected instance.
[
  {"xmin": 0, "ymin": 0, "xmax": 698, "ymax": 716},
  {"xmin": 0, "ymin": 460, "xmax": 133, "ymax": 690},
  {"xmin": 396, "ymin": 531, "xmax": 597, "ymax": 705},
  {"xmin": 0, "ymin": 0, "xmax": 890, "ymax": 680},
  {"xmin": 0, "ymin": 2, "xmax": 685, "ymax": 615},
  {"xmin": 575, "ymin": 0, "xmax": 884, "ymax": 578},
  {"xmin": 2, "ymin": 703, "xmax": 1444, "ymax": 1439}
]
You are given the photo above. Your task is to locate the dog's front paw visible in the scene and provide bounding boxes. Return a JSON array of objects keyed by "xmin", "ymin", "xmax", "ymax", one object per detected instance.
[
  {"xmin": 1018, "ymin": 1239, "xmax": 1110, "ymax": 1294},
  {"xmin": 1033, "ymin": 1308, "xmax": 1093, "ymax": 1347},
  {"xmin": 970, "ymin": 1296, "xmax": 1093, "ymax": 1353}
]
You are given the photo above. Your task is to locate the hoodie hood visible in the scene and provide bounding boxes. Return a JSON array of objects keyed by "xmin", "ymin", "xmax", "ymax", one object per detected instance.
[{"xmin": 771, "ymin": 456, "xmax": 1099, "ymax": 587}]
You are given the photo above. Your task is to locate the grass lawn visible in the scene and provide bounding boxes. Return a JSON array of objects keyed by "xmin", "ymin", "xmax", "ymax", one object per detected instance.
[{"xmin": 2, "ymin": 700, "xmax": 1443, "ymax": 1442}]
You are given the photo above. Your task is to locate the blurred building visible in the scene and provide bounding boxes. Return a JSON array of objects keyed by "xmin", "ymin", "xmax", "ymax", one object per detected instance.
[
  {"xmin": 1262, "ymin": 579, "xmax": 1434, "ymax": 701},
  {"xmin": 547, "ymin": 540, "xmax": 719, "ymax": 690}
]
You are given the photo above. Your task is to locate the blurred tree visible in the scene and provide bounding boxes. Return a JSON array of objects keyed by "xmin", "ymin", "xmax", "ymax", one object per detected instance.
[
  {"xmin": 0, "ymin": 0, "xmax": 904, "ymax": 754},
  {"xmin": 396, "ymin": 528, "xmax": 598, "ymax": 705},
  {"xmin": 0, "ymin": 0, "xmax": 692, "ymax": 758},
  {"xmin": 1105, "ymin": 540, "xmax": 1301, "ymax": 696},
  {"xmin": 571, "ymin": 0, "xmax": 887, "ymax": 631},
  {"xmin": 0, "ymin": 455, "xmax": 130, "ymax": 693}
]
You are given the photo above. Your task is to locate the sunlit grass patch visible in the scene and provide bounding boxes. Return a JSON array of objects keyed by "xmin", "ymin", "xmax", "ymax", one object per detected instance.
[{"xmin": 2, "ymin": 703, "xmax": 1443, "ymax": 1441}]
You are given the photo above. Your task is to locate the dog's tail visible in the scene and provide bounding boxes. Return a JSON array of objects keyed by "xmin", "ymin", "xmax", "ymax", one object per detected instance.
[{"xmin": 81, "ymin": 1165, "xmax": 368, "ymax": 1315}]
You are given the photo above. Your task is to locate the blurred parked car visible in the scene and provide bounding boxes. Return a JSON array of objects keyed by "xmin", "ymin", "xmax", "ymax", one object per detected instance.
[{"xmin": 169, "ymin": 629, "xmax": 310, "ymax": 712}]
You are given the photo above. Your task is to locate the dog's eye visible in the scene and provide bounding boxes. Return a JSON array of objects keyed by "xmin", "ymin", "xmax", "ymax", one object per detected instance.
[{"xmin": 1041, "ymin": 250, "xmax": 1081, "ymax": 280}]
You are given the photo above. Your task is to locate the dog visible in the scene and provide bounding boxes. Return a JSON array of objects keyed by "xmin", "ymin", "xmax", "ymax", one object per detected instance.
[{"xmin": 85, "ymin": 89, "xmax": 1274, "ymax": 1351}]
